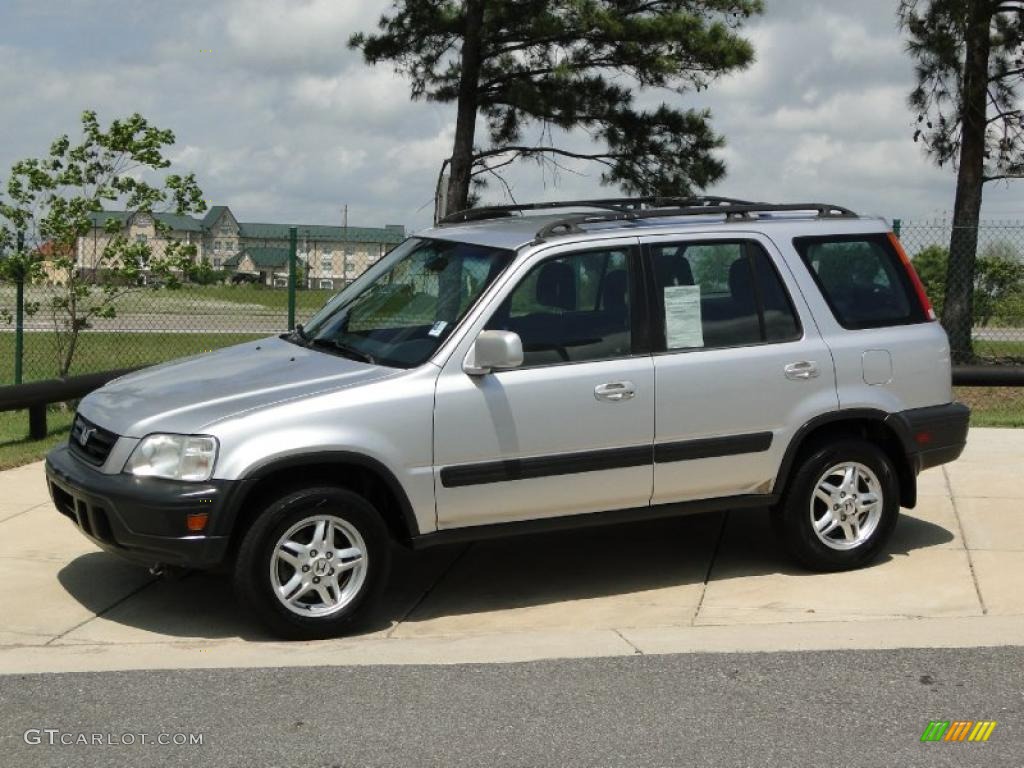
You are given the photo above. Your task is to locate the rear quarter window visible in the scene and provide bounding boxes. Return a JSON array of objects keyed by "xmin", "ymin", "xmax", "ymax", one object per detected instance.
[{"xmin": 793, "ymin": 234, "xmax": 927, "ymax": 329}]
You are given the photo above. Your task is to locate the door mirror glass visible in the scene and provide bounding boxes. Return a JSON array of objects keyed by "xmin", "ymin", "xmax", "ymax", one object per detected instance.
[{"xmin": 464, "ymin": 330, "xmax": 524, "ymax": 375}]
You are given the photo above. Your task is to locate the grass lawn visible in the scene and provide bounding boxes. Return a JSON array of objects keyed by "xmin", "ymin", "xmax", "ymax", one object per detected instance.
[
  {"xmin": 0, "ymin": 283, "xmax": 336, "ymax": 317},
  {"xmin": 974, "ymin": 339, "xmax": 1024, "ymax": 363},
  {"xmin": 1, "ymin": 331, "xmax": 265, "ymax": 383},
  {"xmin": 954, "ymin": 386, "xmax": 1024, "ymax": 428},
  {"xmin": 0, "ymin": 408, "xmax": 74, "ymax": 471}
]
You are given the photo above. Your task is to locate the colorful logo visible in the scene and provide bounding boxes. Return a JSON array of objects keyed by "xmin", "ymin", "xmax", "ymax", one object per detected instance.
[{"xmin": 921, "ymin": 721, "xmax": 997, "ymax": 742}]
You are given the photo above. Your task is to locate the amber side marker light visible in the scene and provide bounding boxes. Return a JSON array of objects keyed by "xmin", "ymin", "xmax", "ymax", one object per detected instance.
[
  {"xmin": 186, "ymin": 512, "xmax": 209, "ymax": 532},
  {"xmin": 888, "ymin": 231, "xmax": 937, "ymax": 321}
]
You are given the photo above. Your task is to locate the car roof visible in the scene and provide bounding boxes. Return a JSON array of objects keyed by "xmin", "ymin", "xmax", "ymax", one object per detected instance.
[{"xmin": 417, "ymin": 209, "xmax": 892, "ymax": 252}]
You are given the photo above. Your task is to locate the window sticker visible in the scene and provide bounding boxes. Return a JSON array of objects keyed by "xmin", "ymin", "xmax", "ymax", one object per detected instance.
[
  {"xmin": 664, "ymin": 285, "xmax": 704, "ymax": 349},
  {"xmin": 428, "ymin": 320, "xmax": 449, "ymax": 338}
]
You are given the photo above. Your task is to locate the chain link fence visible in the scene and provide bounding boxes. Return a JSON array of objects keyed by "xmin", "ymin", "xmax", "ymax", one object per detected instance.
[
  {"xmin": 3, "ymin": 222, "xmax": 1023, "ymax": 427},
  {"xmin": 899, "ymin": 220, "xmax": 1024, "ymax": 426},
  {"xmin": 899, "ymin": 219, "xmax": 1024, "ymax": 362},
  {"xmin": 0, "ymin": 238, "xmax": 364, "ymax": 385}
]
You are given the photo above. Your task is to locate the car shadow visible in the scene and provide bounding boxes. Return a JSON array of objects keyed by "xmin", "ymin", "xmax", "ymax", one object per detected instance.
[{"xmin": 55, "ymin": 506, "xmax": 955, "ymax": 642}]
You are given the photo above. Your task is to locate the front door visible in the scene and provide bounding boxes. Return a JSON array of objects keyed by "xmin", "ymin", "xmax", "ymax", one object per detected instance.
[{"xmin": 433, "ymin": 240, "xmax": 655, "ymax": 529}]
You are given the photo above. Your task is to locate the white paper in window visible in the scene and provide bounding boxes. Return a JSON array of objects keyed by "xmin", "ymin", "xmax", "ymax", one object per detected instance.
[{"xmin": 664, "ymin": 285, "xmax": 704, "ymax": 349}]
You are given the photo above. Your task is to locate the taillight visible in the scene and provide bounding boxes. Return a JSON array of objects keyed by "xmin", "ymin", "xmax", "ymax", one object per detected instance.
[{"xmin": 888, "ymin": 231, "xmax": 936, "ymax": 321}]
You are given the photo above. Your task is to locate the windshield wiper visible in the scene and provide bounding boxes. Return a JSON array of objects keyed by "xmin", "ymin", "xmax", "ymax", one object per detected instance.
[
  {"xmin": 309, "ymin": 337, "xmax": 376, "ymax": 365},
  {"xmin": 284, "ymin": 323, "xmax": 309, "ymax": 346}
]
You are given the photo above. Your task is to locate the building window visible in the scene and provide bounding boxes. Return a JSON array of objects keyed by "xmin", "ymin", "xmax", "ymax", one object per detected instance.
[
  {"xmin": 135, "ymin": 234, "xmax": 147, "ymax": 244},
  {"xmin": 318, "ymin": 279, "xmax": 334, "ymax": 290},
  {"xmin": 273, "ymin": 277, "xmax": 288, "ymax": 288},
  {"xmin": 213, "ymin": 258, "xmax": 222, "ymax": 268}
]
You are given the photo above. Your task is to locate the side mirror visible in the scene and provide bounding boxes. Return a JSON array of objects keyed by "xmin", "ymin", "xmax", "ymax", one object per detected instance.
[{"xmin": 463, "ymin": 330, "xmax": 524, "ymax": 375}]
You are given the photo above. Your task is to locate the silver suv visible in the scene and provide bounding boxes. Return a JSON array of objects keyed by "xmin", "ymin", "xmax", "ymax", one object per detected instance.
[{"xmin": 45, "ymin": 198, "xmax": 970, "ymax": 639}]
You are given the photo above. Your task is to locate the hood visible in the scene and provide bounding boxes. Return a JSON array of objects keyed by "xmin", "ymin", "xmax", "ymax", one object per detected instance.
[{"xmin": 78, "ymin": 336, "xmax": 400, "ymax": 436}]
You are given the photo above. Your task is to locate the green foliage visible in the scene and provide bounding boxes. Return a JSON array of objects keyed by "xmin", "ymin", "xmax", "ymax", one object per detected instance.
[
  {"xmin": 975, "ymin": 241, "xmax": 1024, "ymax": 325},
  {"xmin": 912, "ymin": 244, "xmax": 950, "ymax": 313},
  {"xmin": 899, "ymin": 1, "xmax": 1024, "ymax": 181},
  {"xmin": 351, "ymin": 0, "xmax": 763, "ymax": 202},
  {"xmin": 0, "ymin": 110, "xmax": 205, "ymax": 377},
  {"xmin": 912, "ymin": 241, "xmax": 1024, "ymax": 325}
]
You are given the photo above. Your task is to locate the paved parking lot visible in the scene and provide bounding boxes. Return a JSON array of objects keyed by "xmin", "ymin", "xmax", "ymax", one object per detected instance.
[{"xmin": 1, "ymin": 428, "xmax": 1022, "ymax": 674}]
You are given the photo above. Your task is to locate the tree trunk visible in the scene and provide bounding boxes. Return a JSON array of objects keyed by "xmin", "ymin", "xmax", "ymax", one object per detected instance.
[
  {"xmin": 445, "ymin": 0, "xmax": 485, "ymax": 214},
  {"xmin": 943, "ymin": 0, "xmax": 991, "ymax": 363}
]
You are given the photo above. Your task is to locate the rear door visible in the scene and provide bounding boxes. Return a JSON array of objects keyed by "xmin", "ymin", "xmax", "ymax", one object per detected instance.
[
  {"xmin": 641, "ymin": 233, "xmax": 839, "ymax": 504},
  {"xmin": 790, "ymin": 232, "xmax": 952, "ymax": 411}
]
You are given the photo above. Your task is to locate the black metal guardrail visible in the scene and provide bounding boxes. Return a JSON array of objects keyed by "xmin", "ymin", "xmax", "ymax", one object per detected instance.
[
  {"xmin": 952, "ymin": 366, "xmax": 1024, "ymax": 387},
  {"xmin": 0, "ymin": 368, "xmax": 140, "ymax": 439}
]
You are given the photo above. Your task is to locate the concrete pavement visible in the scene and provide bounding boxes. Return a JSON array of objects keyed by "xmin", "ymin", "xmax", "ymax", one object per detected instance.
[{"xmin": 1, "ymin": 427, "xmax": 1022, "ymax": 674}]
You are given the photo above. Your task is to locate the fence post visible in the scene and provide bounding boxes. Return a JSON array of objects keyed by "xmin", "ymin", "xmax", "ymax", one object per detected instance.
[
  {"xmin": 14, "ymin": 231, "xmax": 24, "ymax": 385},
  {"xmin": 893, "ymin": 218, "xmax": 902, "ymax": 238},
  {"xmin": 287, "ymin": 226, "xmax": 297, "ymax": 331}
]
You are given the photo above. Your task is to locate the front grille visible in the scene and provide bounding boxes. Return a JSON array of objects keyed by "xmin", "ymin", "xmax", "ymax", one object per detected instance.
[
  {"xmin": 50, "ymin": 481, "xmax": 115, "ymax": 544},
  {"xmin": 69, "ymin": 414, "xmax": 119, "ymax": 466}
]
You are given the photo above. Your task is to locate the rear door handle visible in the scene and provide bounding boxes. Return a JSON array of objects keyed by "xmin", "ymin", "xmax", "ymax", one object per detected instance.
[
  {"xmin": 784, "ymin": 361, "xmax": 819, "ymax": 380},
  {"xmin": 594, "ymin": 381, "xmax": 636, "ymax": 402}
]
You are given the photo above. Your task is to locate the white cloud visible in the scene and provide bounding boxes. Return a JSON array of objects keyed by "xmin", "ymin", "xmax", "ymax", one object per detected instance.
[{"xmin": 0, "ymin": 0, "xmax": 1020, "ymax": 234}]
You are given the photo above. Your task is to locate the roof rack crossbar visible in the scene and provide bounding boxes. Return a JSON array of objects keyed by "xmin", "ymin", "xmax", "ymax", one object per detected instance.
[
  {"xmin": 437, "ymin": 195, "xmax": 755, "ymax": 225},
  {"xmin": 532, "ymin": 202, "xmax": 858, "ymax": 241}
]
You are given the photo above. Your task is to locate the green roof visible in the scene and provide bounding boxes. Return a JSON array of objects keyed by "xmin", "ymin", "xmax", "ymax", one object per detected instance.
[
  {"xmin": 202, "ymin": 205, "xmax": 229, "ymax": 229},
  {"xmin": 86, "ymin": 209, "xmax": 405, "ymax": 243},
  {"xmin": 239, "ymin": 246, "xmax": 290, "ymax": 269},
  {"xmin": 237, "ymin": 222, "xmax": 405, "ymax": 244},
  {"xmin": 87, "ymin": 210, "xmax": 203, "ymax": 232}
]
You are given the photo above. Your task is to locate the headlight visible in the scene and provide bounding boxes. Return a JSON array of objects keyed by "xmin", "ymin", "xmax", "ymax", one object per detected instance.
[{"xmin": 124, "ymin": 434, "xmax": 219, "ymax": 482}]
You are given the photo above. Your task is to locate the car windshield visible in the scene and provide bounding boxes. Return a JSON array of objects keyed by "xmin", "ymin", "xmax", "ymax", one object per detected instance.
[{"xmin": 298, "ymin": 237, "xmax": 514, "ymax": 368}]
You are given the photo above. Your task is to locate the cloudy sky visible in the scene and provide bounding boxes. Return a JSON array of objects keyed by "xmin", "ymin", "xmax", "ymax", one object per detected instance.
[{"xmin": 1, "ymin": 0, "xmax": 1022, "ymax": 232}]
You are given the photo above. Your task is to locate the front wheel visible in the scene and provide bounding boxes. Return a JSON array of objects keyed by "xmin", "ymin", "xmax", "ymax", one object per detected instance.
[
  {"xmin": 773, "ymin": 439, "xmax": 899, "ymax": 571},
  {"xmin": 234, "ymin": 486, "xmax": 392, "ymax": 640}
]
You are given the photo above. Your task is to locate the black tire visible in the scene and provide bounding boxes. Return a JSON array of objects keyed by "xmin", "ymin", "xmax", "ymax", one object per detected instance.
[
  {"xmin": 773, "ymin": 438, "xmax": 899, "ymax": 572},
  {"xmin": 234, "ymin": 486, "xmax": 392, "ymax": 640}
]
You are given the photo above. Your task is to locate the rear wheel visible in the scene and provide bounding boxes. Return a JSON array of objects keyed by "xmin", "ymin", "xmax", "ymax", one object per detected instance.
[
  {"xmin": 774, "ymin": 439, "xmax": 899, "ymax": 571},
  {"xmin": 234, "ymin": 486, "xmax": 391, "ymax": 639}
]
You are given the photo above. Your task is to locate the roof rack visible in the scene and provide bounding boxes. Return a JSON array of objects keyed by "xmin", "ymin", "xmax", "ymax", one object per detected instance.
[
  {"xmin": 437, "ymin": 196, "xmax": 756, "ymax": 225},
  {"xmin": 532, "ymin": 201, "xmax": 858, "ymax": 242}
]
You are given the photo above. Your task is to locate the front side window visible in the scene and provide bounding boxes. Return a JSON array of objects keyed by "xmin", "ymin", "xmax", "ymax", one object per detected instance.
[
  {"xmin": 485, "ymin": 248, "xmax": 634, "ymax": 367},
  {"xmin": 302, "ymin": 238, "xmax": 513, "ymax": 368},
  {"xmin": 649, "ymin": 240, "xmax": 801, "ymax": 351}
]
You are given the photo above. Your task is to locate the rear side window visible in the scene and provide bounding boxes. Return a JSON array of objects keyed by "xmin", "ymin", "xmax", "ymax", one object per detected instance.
[
  {"xmin": 794, "ymin": 234, "xmax": 927, "ymax": 329},
  {"xmin": 649, "ymin": 240, "xmax": 801, "ymax": 351}
]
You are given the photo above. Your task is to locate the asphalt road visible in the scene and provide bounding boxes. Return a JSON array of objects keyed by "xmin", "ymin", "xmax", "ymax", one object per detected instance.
[{"xmin": 2, "ymin": 647, "xmax": 1022, "ymax": 768}]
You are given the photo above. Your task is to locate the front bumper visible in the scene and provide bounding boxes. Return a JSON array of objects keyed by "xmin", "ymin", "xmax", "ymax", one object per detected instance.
[
  {"xmin": 45, "ymin": 444, "xmax": 247, "ymax": 569},
  {"xmin": 886, "ymin": 402, "xmax": 971, "ymax": 473}
]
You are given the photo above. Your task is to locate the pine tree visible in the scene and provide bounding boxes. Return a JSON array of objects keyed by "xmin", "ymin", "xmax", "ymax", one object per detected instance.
[
  {"xmin": 899, "ymin": 0, "xmax": 1024, "ymax": 361},
  {"xmin": 351, "ymin": 1, "xmax": 762, "ymax": 218}
]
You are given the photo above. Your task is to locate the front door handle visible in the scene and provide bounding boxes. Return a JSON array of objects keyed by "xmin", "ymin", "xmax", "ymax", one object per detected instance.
[
  {"xmin": 784, "ymin": 361, "xmax": 819, "ymax": 380},
  {"xmin": 594, "ymin": 381, "xmax": 636, "ymax": 402}
]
